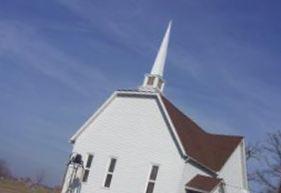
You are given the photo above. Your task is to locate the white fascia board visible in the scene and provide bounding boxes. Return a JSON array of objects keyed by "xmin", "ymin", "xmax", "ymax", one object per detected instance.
[
  {"xmin": 156, "ymin": 94, "xmax": 187, "ymax": 158},
  {"xmin": 117, "ymin": 90, "xmax": 158, "ymax": 97},
  {"xmin": 70, "ymin": 91, "xmax": 118, "ymax": 143},
  {"xmin": 185, "ymin": 156, "xmax": 218, "ymax": 176},
  {"xmin": 241, "ymin": 139, "xmax": 249, "ymax": 189},
  {"xmin": 185, "ymin": 186, "xmax": 208, "ymax": 193}
]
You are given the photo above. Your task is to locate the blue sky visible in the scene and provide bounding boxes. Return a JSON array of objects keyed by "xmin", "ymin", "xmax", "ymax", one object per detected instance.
[{"xmin": 0, "ymin": 0, "xmax": 280, "ymax": 186}]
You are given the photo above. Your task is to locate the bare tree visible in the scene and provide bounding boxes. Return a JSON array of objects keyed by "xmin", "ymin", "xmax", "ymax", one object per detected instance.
[
  {"xmin": 0, "ymin": 159, "xmax": 12, "ymax": 179},
  {"xmin": 246, "ymin": 142, "xmax": 261, "ymax": 161},
  {"xmin": 247, "ymin": 130, "xmax": 281, "ymax": 193},
  {"xmin": 35, "ymin": 169, "xmax": 46, "ymax": 185}
]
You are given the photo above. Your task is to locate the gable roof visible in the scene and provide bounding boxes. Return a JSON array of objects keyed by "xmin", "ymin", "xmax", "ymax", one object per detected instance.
[
  {"xmin": 70, "ymin": 90, "xmax": 243, "ymax": 172},
  {"xmin": 186, "ymin": 174, "xmax": 222, "ymax": 193},
  {"xmin": 161, "ymin": 95, "xmax": 243, "ymax": 172}
]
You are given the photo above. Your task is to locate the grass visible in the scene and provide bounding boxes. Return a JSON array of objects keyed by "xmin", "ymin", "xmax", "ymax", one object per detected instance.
[{"xmin": 0, "ymin": 179, "xmax": 60, "ymax": 193}]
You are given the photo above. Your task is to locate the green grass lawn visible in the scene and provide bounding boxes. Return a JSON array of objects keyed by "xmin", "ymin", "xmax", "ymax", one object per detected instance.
[{"xmin": 0, "ymin": 179, "xmax": 60, "ymax": 193}]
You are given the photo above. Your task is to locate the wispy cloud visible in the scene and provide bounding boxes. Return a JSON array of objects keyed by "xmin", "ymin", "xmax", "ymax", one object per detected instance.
[
  {"xmin": 167, "ymin": 34, "xmax": 281, "ymax": 139},
  {"xmin": 0, "ymin": 20, "xmax": 112, "ymax": 96},
  {"xmin": 0, "ymin": 0, "xmax": 280, "ymax": 186},
  {"xmin": 56, "ymin": 0, "xmax": 166, "ymax": 56}
]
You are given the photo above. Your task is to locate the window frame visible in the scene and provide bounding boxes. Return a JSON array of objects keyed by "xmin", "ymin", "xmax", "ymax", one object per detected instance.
[
  {"xmin": 103, "ymin": 156, "xmax": 118, "ymax": 188},
  {"xmin": 144, "ymin": 164, "xmax": 160, "ymax": 193},
  {"xmin": 82, "ymin": 153, "xmax": 94, "ymax": 183}
]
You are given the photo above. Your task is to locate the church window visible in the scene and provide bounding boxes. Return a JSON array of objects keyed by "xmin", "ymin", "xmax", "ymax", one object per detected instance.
[
  {"xmin": 145, "ymin": 165, "xmax": 159, "ymax": 193},
  {"xmin": 82, "ymin": 154, "xmax": 94, "ymax": 182},
  {"xmin": 104, "ymin": 157, "xmax": 117, "ymax": 188}
]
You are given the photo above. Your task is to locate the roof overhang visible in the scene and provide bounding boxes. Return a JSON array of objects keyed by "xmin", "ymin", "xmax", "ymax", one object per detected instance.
[{"xmin": 185, "ymin": 175, "xmax": 223, "ymax": 193}]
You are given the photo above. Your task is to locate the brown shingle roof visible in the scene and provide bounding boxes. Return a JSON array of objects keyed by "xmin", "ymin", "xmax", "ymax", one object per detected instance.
[
  {"xmin": 186, "ymin": 174, "xmax": 222, "ymax": 192},
  {"xmin": 161, "ymin": 95, "xmax": 243, "ymax": 172}
]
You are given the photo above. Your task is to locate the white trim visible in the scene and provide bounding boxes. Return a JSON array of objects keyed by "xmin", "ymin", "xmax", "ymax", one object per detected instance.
[
  {"xmin": 84, "ymin": 153, "xmax": 94, "ymax": 169},
  {"xmin": 156, "ymin": 93, "xmax": 187, "ymax": 157},
  {"xmin": 82, "ymin": 153, "xmax": 94, "ymax": 184},
  {"xmin": 143, "ymin": 163, "xmax": 160, "ymax": 193},
  {"xmin": 70, "ymin": 92, "xmax": 118, "ymax": 142},
  {"xmin": 186, "ymin": 186, "xmax": 208, "ymax": 193},
  {"xmin": 185, "ymin": 156, "xmax": 217, "ymax": 175},
  {"xmin": 241, "ymin": 139, "xmax": 249, "ymax": 189},
  {"xmin": 117, "ymin": 90, "xmax": 158, "ymax": 97}
]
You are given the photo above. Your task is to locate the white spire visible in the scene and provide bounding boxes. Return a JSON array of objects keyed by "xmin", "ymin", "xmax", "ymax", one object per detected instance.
[
  {"xmin": 139, "ymin": 21, "xmax": 172, "ymax": 93},
  {"xmin": 150, "ymin": 21, "xmax": 172, "ymax": 77}
]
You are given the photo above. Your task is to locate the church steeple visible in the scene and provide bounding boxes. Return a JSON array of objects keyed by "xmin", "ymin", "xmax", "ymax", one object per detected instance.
[{"xmin": 140, "ymin": 21, "xmax": 172, "ymax": 93}]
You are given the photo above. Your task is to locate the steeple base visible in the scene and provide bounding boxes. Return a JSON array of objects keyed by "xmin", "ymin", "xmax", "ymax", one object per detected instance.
[{"xmin": 139, "ymin": 74, "xmax": 165, "ymax": 93}]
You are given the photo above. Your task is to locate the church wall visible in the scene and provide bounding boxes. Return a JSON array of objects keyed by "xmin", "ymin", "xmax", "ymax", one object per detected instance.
[
  {"xmin": 218, "ymin": 142, "xmax": 247, "ymax": 193},
  {"xmin": 72, "ymin": 95, "xmax": 185, "ymax": 193},
  {"xmin": 177, "ymin": 161, "xmax": 210, "ymax": 193}
]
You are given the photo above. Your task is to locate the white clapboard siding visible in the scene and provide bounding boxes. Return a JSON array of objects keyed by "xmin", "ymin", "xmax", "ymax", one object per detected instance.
[
  {"xmin": 218, "ymin": 142, "xmax": 248, "ymax": 193},
  {"xmin": 72, "ymin": 95, "xmax": 186, "ymax": 193},
  {"xmin": 62, "ymin": 92, "xmax": 248, "ymax": 193}
]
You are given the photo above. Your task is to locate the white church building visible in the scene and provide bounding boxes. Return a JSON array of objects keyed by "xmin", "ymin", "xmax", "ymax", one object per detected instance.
[{"xmin": 61, "ymin": 22, "xmax": 249, "ymax": 193}]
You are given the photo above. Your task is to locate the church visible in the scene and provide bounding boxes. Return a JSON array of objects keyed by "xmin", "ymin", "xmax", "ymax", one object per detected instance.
[{"xmin": 61, "ymin": 22, "xmax": 249, "ymax": 193}]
